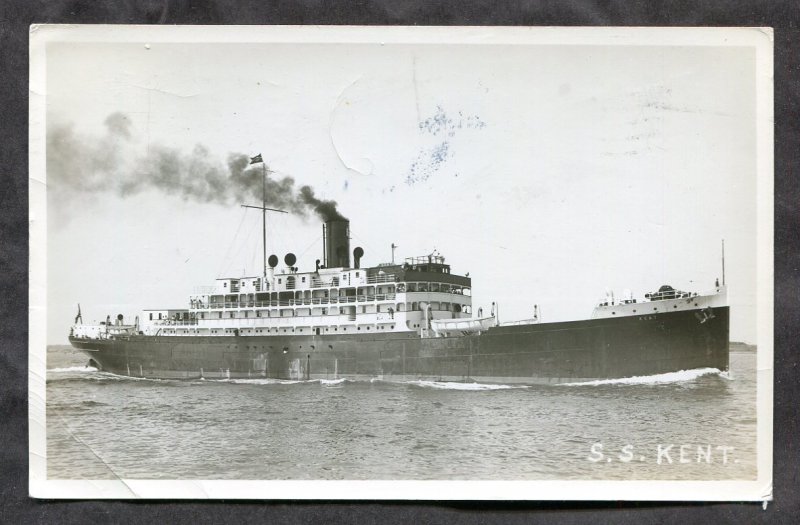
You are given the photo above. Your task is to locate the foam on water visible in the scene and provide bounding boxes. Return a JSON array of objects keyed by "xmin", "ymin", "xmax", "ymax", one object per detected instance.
[
  {"xmin": 95, "ymin": 372, "xmax": 165, "ymax": 382},
  {"xmin": 408, "ymin": 380, "xmax": 526, "ymax": 391},
  {"xmin": 319, "ymin": 378, "xmax": 348, "ymax": 386},
  {"xmin": 48, "ymin": 366, "xmax": 99, "ymax": 373},
  {"xmin": 561, "ymin": 367, "xmax": 722, "ymax": 386},
  {"xmin": 220, "ymin": 378, "xmax": 305, "ymax": 385},
  {"xmin": 47, "ymin": 366, "xmax": 170, "ymax": 383},
  {"xmin": 719, "ymin": 370, "xmax": 734, "ymax": 380},
  {"xmin": 219, "ymin": 378, "xmax": 350, "ymax": 386}
]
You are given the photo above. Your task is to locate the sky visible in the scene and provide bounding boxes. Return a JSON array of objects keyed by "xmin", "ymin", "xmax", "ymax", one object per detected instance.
[{"xmin": 42, "ymin": 29, "xmax": 763, "ymax": 344}]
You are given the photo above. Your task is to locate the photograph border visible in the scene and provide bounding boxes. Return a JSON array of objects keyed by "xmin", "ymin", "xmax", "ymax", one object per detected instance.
[{"xmin": 28, "ymin": 24, "xmax": 774, "ymax": 502}]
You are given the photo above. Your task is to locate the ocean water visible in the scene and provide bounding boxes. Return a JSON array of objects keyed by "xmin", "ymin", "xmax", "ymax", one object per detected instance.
[{"xmin": 45, "ymin": 347, "xmax": 758, "ymax": 480}]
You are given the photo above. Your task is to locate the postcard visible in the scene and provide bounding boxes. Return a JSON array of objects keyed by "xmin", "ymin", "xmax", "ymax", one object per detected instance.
[{"xmin": 29, "ymin": 25, "xmax": 773, "ymax": 501}]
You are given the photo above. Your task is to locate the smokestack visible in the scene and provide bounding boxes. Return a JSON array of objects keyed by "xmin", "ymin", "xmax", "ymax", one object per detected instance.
[{"xmin": 323, "ymin": 220, "xmax": 350, "ymax": 268}]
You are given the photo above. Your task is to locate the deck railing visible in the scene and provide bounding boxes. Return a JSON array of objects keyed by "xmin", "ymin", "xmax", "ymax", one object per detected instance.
[
  {"xmin": 148, "ymin": 319, "xmax": 199, "ymax": 326},
  {"xmin": 197, "ymin": 293, "xmax": 398, "ymax": 310}
]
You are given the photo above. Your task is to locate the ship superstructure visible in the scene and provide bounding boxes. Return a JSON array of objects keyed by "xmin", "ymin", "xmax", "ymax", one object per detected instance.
[{"xmin": 72, "ymin": 218, "xmax": 475, "ymax": 341}]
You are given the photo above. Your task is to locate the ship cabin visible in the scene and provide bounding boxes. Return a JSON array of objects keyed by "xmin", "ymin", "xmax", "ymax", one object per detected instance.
[
  {"xmin": 145, "ymin": 255, "xmax": 472, "ymax": 337},
  {"xmin": 144, "ymin": 217, "xmax": 473, "ymax": 337}
]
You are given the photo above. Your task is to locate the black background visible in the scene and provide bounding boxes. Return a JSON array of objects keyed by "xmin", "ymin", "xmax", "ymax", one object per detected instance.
[{"xmin": 1, "ymin": 1, "xmax": 797, "ymax": 523}]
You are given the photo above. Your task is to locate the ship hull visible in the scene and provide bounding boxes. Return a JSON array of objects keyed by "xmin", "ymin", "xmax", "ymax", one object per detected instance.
[{"xmin": 69, "ymin": 306, "xmax": 729, "ymax": 384}]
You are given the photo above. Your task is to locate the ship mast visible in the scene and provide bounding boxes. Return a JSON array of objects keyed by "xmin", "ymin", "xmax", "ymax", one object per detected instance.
[
  {"xmin": 722, "ymin": 238, "xmax": 726, "ymax": 286},
  {"xmin": 242, "ymin": 154, "xmax": 288, "ymax": 279}
]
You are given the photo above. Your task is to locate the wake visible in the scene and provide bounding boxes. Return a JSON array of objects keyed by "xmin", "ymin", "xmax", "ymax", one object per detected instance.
[{"xmin": 561, "ymin": 367, "xmax": 723, "ymax": 386}]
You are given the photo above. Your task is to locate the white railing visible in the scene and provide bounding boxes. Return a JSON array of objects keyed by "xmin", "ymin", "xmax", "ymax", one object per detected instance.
[
  {"xmin": 196, "ymin": 293, "xmax": 398, "ymax": 310},
  {"xmin": 146, "ymin": 319, "xmax": 199, "ymax": 326}
]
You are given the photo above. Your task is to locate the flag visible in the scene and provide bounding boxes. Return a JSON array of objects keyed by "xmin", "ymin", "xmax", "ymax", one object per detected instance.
[{"xmin": 249, "ymin": 153, "xmax": 263, "ymax": 165}]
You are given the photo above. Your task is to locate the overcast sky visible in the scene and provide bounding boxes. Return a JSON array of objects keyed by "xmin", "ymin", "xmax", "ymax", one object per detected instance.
[{"xmin": 43, "ymin": 29, "xmax": 762, "ymax": 344}]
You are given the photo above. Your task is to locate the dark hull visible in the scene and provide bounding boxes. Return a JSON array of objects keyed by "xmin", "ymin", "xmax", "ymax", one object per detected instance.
[{"xmin": 69, "ymin": 306, "xmax": 729, "ymax": 384}]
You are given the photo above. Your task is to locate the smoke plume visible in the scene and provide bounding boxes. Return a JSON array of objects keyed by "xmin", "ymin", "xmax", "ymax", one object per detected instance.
[
  {"xmin": 298, "ymin": 186, "xmax": 346, "ymax": 222},
  {"xmin": 46, "ymin": 112, "xmax": 345, "ymax": 222}
]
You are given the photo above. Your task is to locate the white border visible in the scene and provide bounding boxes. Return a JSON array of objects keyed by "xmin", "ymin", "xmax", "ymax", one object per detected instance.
[{"xmin": 28, "ymin": 25, "xmax": 774, "ymax": 501}]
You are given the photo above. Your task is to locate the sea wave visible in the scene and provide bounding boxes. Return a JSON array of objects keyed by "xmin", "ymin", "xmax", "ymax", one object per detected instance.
[
  {"xmin": 215, "ymin": 377, "xmax": 351, "ymax": 386},
  {"xmin": 407, "ymin": 380, "xmax": 527, "ymax": 391},
  {"xmin": 219, "ymin": 378, "xmax": 306, "ymax": 385},
  {"xmin": 48, "ymin": 366, "xmax": 99, "ymax": 373},
  {"xmin": 46, "ymin": 370, "xmax": 166, "ymax": 384},
  {"xmin": 719, "ymin": 370, "xmax": 734, "ymax": 381},
  {"xmin": 561, "ymin": 367, "xmax": 722, "ymax": 386},
  {"xmin": 319, "ymin": 378, "xmax": 348, "ymax": 386}
]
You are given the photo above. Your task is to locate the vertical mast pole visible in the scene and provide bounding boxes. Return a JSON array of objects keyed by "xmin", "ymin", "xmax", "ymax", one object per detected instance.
[
  {"xmin": 722, "ymin": 239, "xmax": 726, "ymax": 286},
  {"xmin": 262, "ymin": 163, "xmax": 267, "ymax": 279}
]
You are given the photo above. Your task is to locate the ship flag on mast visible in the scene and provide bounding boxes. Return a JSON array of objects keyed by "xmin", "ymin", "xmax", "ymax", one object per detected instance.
[{"xmin": 241, "ymin": 153, "xmax": 288, "ymax": 279}]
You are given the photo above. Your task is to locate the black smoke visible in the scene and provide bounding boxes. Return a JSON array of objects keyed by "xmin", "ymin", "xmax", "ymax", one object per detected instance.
[
  {"xmin": 47, "ymin": 112, "xmax": 345, "ymax": 222},
  {"xmin": 298, "ymin": 186, "xmax": 346, "ymax": 222}
]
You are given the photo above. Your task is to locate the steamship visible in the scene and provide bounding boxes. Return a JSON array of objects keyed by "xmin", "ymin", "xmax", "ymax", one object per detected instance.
[{"xmin": 69, "ymin": 214, "xmax": 730, "ymax": 384}]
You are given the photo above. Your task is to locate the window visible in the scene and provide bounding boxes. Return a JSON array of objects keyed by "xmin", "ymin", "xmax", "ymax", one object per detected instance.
[
  {"xmin": 278, "ymin": 278, "xmax": 282, "ymax": 284},
  {"xmin": 356, "ymin": 272, "xmax": 360, "ymax": 277},
  {"xmin": 149, "ymin": 313, "xmax": 153, "ymax": 320},
  {"xmin": 158, "ymin": 313, "xmax": 162, "ymax": 320},
  {"xmin": 302, "ymin": 276, "xmax": 306, "ymax": 283},
  {"xmin": 244, "ymin": 311, "xmax": 249, "ymax": 318},
  {"xmin": 229, "ymin": 312, "xmax": 235, "ymax": 319}
]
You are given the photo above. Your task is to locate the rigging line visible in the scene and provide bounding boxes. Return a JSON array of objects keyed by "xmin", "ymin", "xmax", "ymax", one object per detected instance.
[
  {"xmin": 349, "ymin": 232, "xmax": 381, "ymax": 262},
  {"xmin": 269, "ymin": 211, "xmax": 292, "ymax": 256},
  {"xmin": 296, "ymin": 233, "xmax": 322, "ymax": 260},
  {"xmin": 216, "ymin": 207, "xmax": 249, "ymax": 278},
  {"xmin": 227, "ymin": 213, "xmax": 260, "ymax": 276},
  {"xmin": 250, "ymin": 221, "xmax": 260, "ymax": 274}
]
